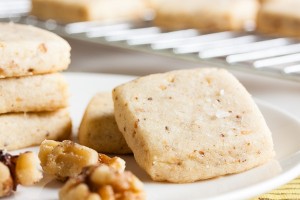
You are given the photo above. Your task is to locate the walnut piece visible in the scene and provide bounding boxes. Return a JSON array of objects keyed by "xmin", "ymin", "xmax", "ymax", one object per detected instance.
[
  {"xmin": 16, "ymin": 152, "xmax": 43, "ymax": 186},
  {"xmin": 98, "ymin": 153, "xmax": 125, "ymax": 173},
  {"xmin": 39, "ymin": 140, "xmax": 142, "ymax": 199},
  {"xmin": 39, "ymin": 140, "xmax": 99, "ymax": 181},
  {"xmin": 39, "ymin": 140, "xmax": 126, "ymax": 181},
  {"xmin": 59, "ymin": 164, "xmax": 145, "ymax": 200},
  {"xmin": 0, "ymin": 162, "xmax": 13, "ymax": 197},
  {"xmin": 0, "ymin": 150, "xmax": 42, "ymax": 197}
]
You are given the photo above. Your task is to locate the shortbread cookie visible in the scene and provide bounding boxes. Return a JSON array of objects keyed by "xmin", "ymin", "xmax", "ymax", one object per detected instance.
[
  {"xmin": 0, "ymin": 23, "xmax": 70, "ymax": 78},
  {"xmin": 153, "ymin": 0, "xmax": 259, "ymax": 31},
  {"xmin": 79, "ymin": 93, "xmax": 131, "ymax": 154},
  {"xmin": 257, "ymin": 0, "xmax": 300, "ymax": 37},
  {"xmin": 0, "ymin": 73, "xmax": 68, "ymax": 114},
  {"xmin": 113, "ymin": 68, "xmax": 275, "ymax": 183},
  {"xmin": 31, "ymin": 0, "xmax": 147, "ymax": 24},
  {"xmin": 0, "ymin": 109, "xmax": 71, "ymax": 150}
]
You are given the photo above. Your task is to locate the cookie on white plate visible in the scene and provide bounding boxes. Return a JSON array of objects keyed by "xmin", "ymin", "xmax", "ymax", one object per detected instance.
[
  {"xmin": 79, "ymin": 92, "xmax": 131, "ymax": 154},
  {"xmin": 113, "ymin": 68, "xmax": 275, "ymax": 183},
  {"xmin": 0, "ymin": 23, "xmax": 70, "ymax": 78}
]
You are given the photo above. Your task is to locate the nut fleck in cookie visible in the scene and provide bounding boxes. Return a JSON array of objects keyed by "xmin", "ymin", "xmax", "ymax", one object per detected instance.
[
  {"xmin": 0, "ymin": 23, "xmax": 70, "ymax": 78},
  {"xmin": 113, "ymin": 68, "xmax": 275, "ymax": 183},
  {"xmin": 79, "ymin": 92, "xmax": 131, "ymax": 154}
]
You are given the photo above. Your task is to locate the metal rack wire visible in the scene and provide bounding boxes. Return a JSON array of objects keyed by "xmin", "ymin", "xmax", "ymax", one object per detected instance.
[{"xmin": 1, "ymin": 12, "xmax": 300, "ymax": 82}]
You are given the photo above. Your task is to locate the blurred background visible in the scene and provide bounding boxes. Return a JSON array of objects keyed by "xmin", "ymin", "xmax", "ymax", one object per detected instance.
[
  {"xmin": 0, "ymin": 0, "xmax": 203, "ymax": 75},
  {"xmin": 1, "ymin": 0, "xmax": 300, "ymax": 77},
  {"xmin": 1, "ymin": 0, "xmax": 300, "ymax": 116}
]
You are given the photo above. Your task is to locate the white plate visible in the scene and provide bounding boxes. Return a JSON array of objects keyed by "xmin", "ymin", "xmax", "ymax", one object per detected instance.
[{"xmin": 5, "ymin": 72, "xmax": 300, "ymax": 200}]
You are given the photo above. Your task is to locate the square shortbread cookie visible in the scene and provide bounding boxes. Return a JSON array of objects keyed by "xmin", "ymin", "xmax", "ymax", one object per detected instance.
[
  {"xmin": 0, "ymin": 23, "xmax": 70, "ymax": 78},
  {"xmin": 0, "ymin": 73, "xmax": 69, "ymax": 114},
  {"xmin": 79, "ymin": 92, "xmax": 131, "ymax": 154},
  {"xmin": 0, "ymin": 108, "xmax": 71, "ymax": 150},
  {"xmin": 113, "ymin": 68, "xmax": 275, "ymax": 183}
]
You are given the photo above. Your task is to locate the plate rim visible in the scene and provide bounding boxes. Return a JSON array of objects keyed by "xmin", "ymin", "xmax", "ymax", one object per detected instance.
[
  {"xmin": 37, "ymin": 72, "xmax": 300, "ymax": 199},
  {"xmin": 64, "ymin": 72, "xmax": 300, "ymax": 200}
]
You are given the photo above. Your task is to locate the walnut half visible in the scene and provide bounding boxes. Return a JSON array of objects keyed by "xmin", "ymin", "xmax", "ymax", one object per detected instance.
[
  {"xmin": 39, "ymin": 140, "xmax": 125, "ymax": 181},
  {"xmin": 39, "ymin": 140, "xmax": 99, "ymax": 181},
  {"xmin": 59, "ymin": 164, "xmax": 145, "ymax": 200}
]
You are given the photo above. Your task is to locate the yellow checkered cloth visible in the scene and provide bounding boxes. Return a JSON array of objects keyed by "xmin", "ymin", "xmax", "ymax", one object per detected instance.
[{"xmin": 253, "ymin": 177, "xmax": 300, "ymax": 200}]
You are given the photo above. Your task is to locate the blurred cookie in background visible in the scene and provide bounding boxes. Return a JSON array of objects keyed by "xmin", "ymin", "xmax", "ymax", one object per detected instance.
[
  {"xmin": 31, "ymin": 0, "xmax": 149, "ymax": 24},
  {"xmin": 151, "ymin": 0, "xmax": 259, "ymax": 32},
  {"xmin": 257, "ymin": 0, "xmax": 300, "ymax": 37}
]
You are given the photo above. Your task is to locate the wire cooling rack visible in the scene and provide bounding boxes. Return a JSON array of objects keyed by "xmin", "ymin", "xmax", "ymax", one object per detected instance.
[{"xmin": 1, "ymin": 9, "xmax": 300, "ymax": 82}]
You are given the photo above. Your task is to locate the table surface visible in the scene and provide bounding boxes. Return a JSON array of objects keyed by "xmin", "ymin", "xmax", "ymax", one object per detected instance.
[{"xmin": 67, "ymin": 38, "xmax": 300, "ymax": 119}]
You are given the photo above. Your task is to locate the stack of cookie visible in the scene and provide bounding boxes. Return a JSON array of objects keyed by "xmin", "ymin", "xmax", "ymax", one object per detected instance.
[{"xmin": 0, "ymin": 22, "xmax": 72, "ymax": 150}]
